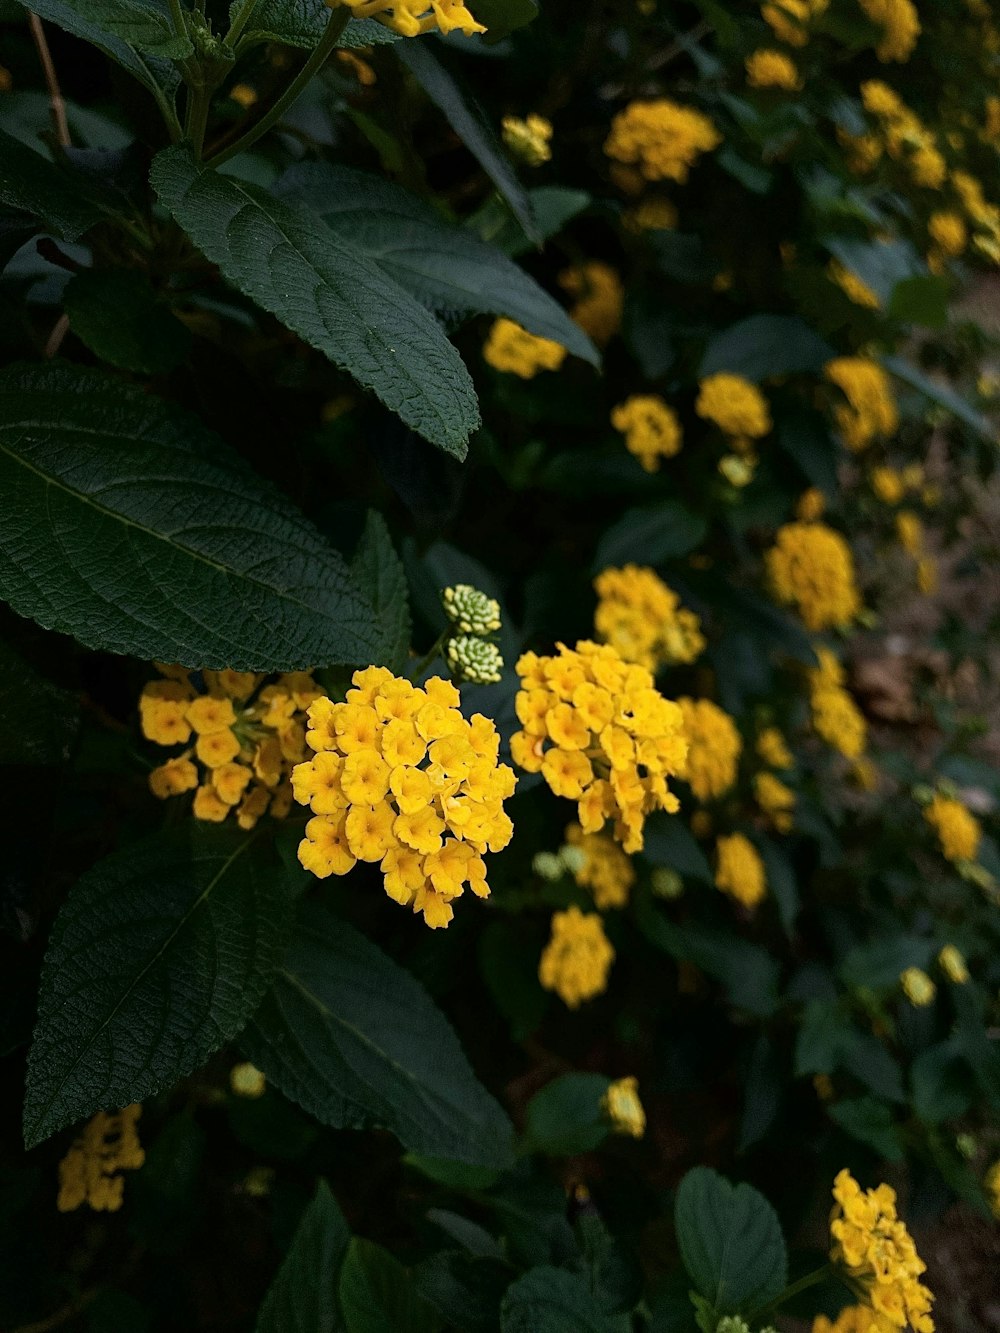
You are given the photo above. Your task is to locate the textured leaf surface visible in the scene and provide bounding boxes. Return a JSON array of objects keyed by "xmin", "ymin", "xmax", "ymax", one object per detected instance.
[
  {"xmin": 242, "ymin": 904, "xmax": 515, "ymax": 1167},
  {"xmin": 256, "ymin": 1180, "xmax": 349, "ymax": 1333},
  {"xmin": 674, "ymin": 1167, "xmax": 787, "ymax": 1315},
  {"xmin": 351, "ymin": 510, "xmax": 412, "ymax": 673},
  {"xmin": 24, "ymin": 827, "xmax": 293, "ymax": 1148},
  {"xmin": 0, "ymin": 129, "xmax": 103, "ymax": 241},
  {"xmin": 21, "ymin": 0, "xmax": 192, "ymax": 57},
  {"xmin": 500, "ymin": 1267, "xmax": 612, "ymax": 1333},
  {"xmin": 15, "ymin": 0, "xmax": 183, "ymax": 90},
  {"xmin": 276, "ymin": 164, "xmax": 595, "ymax": 363},
  {"xmin": 0, "ymin": 361, "xmax": 380, "ymax": 670},
  {"xmin": 234, "ymin": 0, "xmax": 399, "ymax": 49},
  {"xmin": 339, "ymin": 1238, "xmax": 438, "ymax": 1333},
  {"xmin": 64, "ymin": 268, "xmax": 191, "ymax": 374},
  {"xmin": 151, "ymin": 145, "xmax": 479, "ymax": 455}
]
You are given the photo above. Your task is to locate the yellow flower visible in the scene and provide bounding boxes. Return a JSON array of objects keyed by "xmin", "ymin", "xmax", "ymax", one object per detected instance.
[
  {"xmin": 229, "ymin": 82, "xmax": 257, "ymax": 108},
  {"xmin": 483, "ymin": 317, "xmax": 567, "ymax": 378},
  {"xmin": 593, "ymin": 565, "xmax": 704, "ymax": 672},
  {"xmin": 761, "ymin": 0, "xmax": 827, "ymax": 46},
  {"xmin": 813, "ymin": 1306, "xmax": 891, "ymax": 1333},
  {"xmin": 928, "ymin": 210, "xmax": 967, "ymax": 256},
  {"xmin": 828, "ymin": 1169, "xmax": 934, "ymax": 1333},
  {"xmin": 924, "ymin": 794, "xmax": 981, "ymax": 863},
  {"xmin": 196, "ymin": 728, "xmax": 242, "ymax": 769},
  {"xmin": 140, "ymin": 679, "xmax": 193, "ymax": 746},
  {"xmin": 857, "ymin": 0, "xmax": 920, "ymax": 62},
  {"xmin": 871, "ymin": 466, "xmax": 905, "ymax": 504},
  {"xmin": 604, "ymin": 99, "xmax": 720, "ymax": 182},
  {"xmin": 861, "ymin": 79, "xmax": 905, "ymax": 118},
  {"xmin": 623, "ymin": 197, "xmax": 678, "ymax": 232},
  {"xmin": 502, "ymin": 113, "xmax": 552, "ymax": 166},
  {"xmin": 538, "ymin": 905, "xmax": 615, "ymax": 1008},
  {"xmin": 901, "ymin": 966, "xmax": 935, "ymax": 1006},
  {"xmin": 565, "ymin": 822, "xmax": 635, "ymax": 909},
  {"xmin": 828, "ymin": 259, "xmax": 881, "ymax": 310},
  {"xmin": 611, "ymin": 395, "xmax": 683, "ymax": 471},
  {"xmin": 695, "ymin": 374, "xmax": 772, "ymax": 444},
  {"xmin": 203, "ymin": 669, "xmax": 259, "ymax": 700},
  {"xmin": 294, "ymin": 671, "xmax": 514, "ymax": 928},
  {"xmin": 325, "ymin": 0, "xmax": 485, "ymax": 38},
  {"xmin": 336, "ymin": 49, "xmax": 376, "ymax": 85},
  {"xmin": 895, "ymin": 510, "xmax": 922, "ymax": 558},
  {"xmin": 938, "ymin": 944, "xmax": 969, "ymax": 984},
  {"xmin": 148, "ymin": 757, "xmax": 199, "ymax": 800},
  {"xmin": 808, "ymin": 649, "xmax": 867, "ymax": 760},
  {"xmin": 212, "ymin": 761, "xmax": 253, "ymax": 806},
  {"xmin": 824, "ymin": 358, "xmax": 898, "ymax": 451},
  {"xmin": 678, "ymin": 698, "xmax": 742, "ymax": 802},
  {"xmin": 757, "ymin": 726, "xmax": 793, "ymax": 770},
  {"xmin": 57, "ymin": 1105, "xmax": 144, "ymax": 1213},
  {"xmin": 186, "ymin": 695, "xmax": 238, "ymax": 735},
  {"xmin": 558, "ymin": 261, "xmax": 623, "ymax": 345},
  {"xmin": 602, "ymin": 1076, "xmax": 645, "ymax": 1137},
  {"xmin": 513, "ymin": 642, "xmax": 687, "ymax": 854},
  {"xmin": 746, "ymin": 48, "xmax": 802, "ymax": 89},
  {"xmin": 754, "ymin": 771, "xmax": 796, "ymax": 833},
  {"xmin": 766, "ymin": 522, "xmax": 861, "ymax": 631},
  {"xmin": 715, "ymin": 833, "xmax": 766, "ymax": 909},
  {"xmin": 193, "ymin": 783, "xmax": 231, "ymax": 822},
  {"xmin": 230, "ymin": 1062, "xmax": 266, "ymax": 1098}
]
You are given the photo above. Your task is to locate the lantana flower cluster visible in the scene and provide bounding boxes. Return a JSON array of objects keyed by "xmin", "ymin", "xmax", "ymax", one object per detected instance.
[
  {"xmin": 483, "ymin": 318, "xmax": 566, "ymax": 378},
  {"xmin": 611, "ymin": 395, "xmax": 683, "ymax": 472},
  {"xmin": 766, "ymin": 521, "xmax": 861, "ymax": 631},
  {"xmin": 714, "ymin": 832, "xmax": 767, "ymax": 909},
  {"xmin": 564, "ymin": 821, "xmax": 635, "ymax": 910},
  {"xmin": 593, "ymin": 565, "xmax": 704, "ymax": 672},
  {"xmin": 293, "ymin": 668, "xmax": 515, "ymax": 928},
  {"xmin": 824, "ymin": 358, "xmax": 899, "ymax": 452},
  {"xmin": 677, "ymin": 697, "xmax": 742, "ymax": 803},
  {"xmin": 57, "ymin": 1105, "xmax": 144, "ymax": 1213},
  {"xmin": 327, "ymin": 0, "xmax": 485, "ymax": 38},
  {"xmin": 923, "ymin": 792, "xmax": 981, "ymax": 864},
  {"xmin": 808, "ymin": 649, "xmax": 868, "ymax": 761},
  {"xmin": 538, "ymin": 904, "xmax": 615, "ymax": 1007},
  {"xmin": 604, "ymin": 99, "xmax": 720, "ymax": 183},
  {"xmin": 559, "ymin": 261, "xmax": 624, "ymax": 345}
]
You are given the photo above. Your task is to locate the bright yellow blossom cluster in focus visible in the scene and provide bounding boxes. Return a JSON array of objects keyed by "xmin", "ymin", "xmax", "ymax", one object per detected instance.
[
  {"xmin": 761, "ymin": 0, "xmax": 827, "ymax": 46},
  {"xmin": 565, "ymin": 821, "xmax": 635, "ymax": 909},
  {"xmin": 293, "ymin": 667, "xmax": 515, "ymax": 929},
  {"xmin": 611, "ymin": 394, "xmax": 683, "ymax": 471},
  {"xmin": 559, "ymin": 261, "xmax": 624, "ymax": 345},
  {"xmin": 593, "ymin": 564, "xmax": 704, "ymax": 672},
  {"xmin": 539, "ymin": 904, "xmax": 615, "ymax": 1007},
  {"xmin": 695, "ymin": 373, "xmax": 772, "ymax": 453},
  {"xmin": 325, "ymin": 0, "xmax": 484, "ymax": 38},
  {"xmin": 808, "ymin": 648, "xmax": 868, "ymax": 760},
  {"xmin": 512, "ymin": 641, "xmax": 688, "ymax": 853},
  {"xmin": 677, "ymin": 697, "xmax": 742, "ymax": 803},
  {"xmin": 766, "ymin": 522, "xmax": 861, "ymax": 632},
  {"xmin": 746, "ymin": 48, "xmax": 802, "ymax": 90},
  {"xmin": 141, "ymin": 666, "xmax": 321, "ymax": 829},
  {"xmin": 828, "ymin": 1169, "xmax": 934, "ymax": 1333},
  {"xmin": 923, "ymin": 793, "xmax": 981, "ymax": 864},
  {"xmin": 824, "ymin": 358, "xmax": 898, "ymax": 451},
  {"xmin": 483, "ymin": 317, "xmax": 566, "ymax": 378},
  {"xmin": 604, "ymin": 99, "xmax": 720, "ymax": 182},
  {"xmin": 715, "ymin": 832, "xmax": 766, "ymax": 909},
  {"xmin": 602, "ymin": 1076, "xmax": 645, "ymax": 1137},
  {"xmin": 57, "ymin": 1105, "xmax": 144, "ymax": 1212},
  {"xmin": 857, "ymin": 0, "xmax": 920, "ymax": 63},
  {"xmin": 501, "ymin": 113, "xmax": 552, "ymax": 166}
]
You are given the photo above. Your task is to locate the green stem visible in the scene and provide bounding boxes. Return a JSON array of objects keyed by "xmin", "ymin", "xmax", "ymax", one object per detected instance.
[
  {"xmin": 206, "ymin": 7, "xmax": 350, "ymax": 167},
  {"xmin": 224, "ymin": 0, "xmax": 261, "ymax": 48},
  {"xmin": 748, "ymin": 1264, "xmax": 834, "ymax": 1322},
  {"xmin": 186, "ymin": 83, "xmax": 212, "ymax": 157},
  {"xmin": 410, "ymin": 631, "xmax": 450, "ymax": 681},
  {"xmin": 167, "ymin": 0, "xmax": 188, "ymax": 45}
]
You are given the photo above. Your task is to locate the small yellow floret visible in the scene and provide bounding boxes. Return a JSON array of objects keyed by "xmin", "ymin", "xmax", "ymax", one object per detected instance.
[
  {"xmin": 57, "ymin": 1105, "xmax": 144, "ymax": 1213},
  {"xmin": 502, "ymin": 113, "xmax": 552, "ymax": 166},
  {"xmin": 924, "ymin": 794, "xmax": 981, "ymax": 863},
  {"xmin": 611, "ymin": 395, "xmax": 682, "ymax": 472},
  {"xmin": 746, "ymin": 48, "xmax": 802, "ymax": 89},
  {"xmin": 602, "ymin": 1076, "xmax": 645, "ymax": 1137},
  {"xmin": 715, "ymin": 833, "xmax": 766, "ymax": 909},
  {"xmin": 538, "ymin": 905, "xmax": 615, "ymax": 1008},
  {"xmin": 324, "ymin": 0, "xmax": 485, "ymax": 38},
  {"xmin": 483, "ymin": 318, "xmax": 567, "ymax": 378}
]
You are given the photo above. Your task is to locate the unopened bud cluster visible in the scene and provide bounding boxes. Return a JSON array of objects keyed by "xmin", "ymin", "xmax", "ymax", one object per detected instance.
[{"xmin": 441, "ymin": 584, "xmax": 504, "ymax": 684}]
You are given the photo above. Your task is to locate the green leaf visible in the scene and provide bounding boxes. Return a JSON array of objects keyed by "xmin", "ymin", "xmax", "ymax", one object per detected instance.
[
  {"xmin": 339, "ymin": 1238, "xmax": 439, "ymax": 1333},
  {"xmin": 398, "ymin": 41, "xmax": 539, "ymax": 245},
  {"xmin": 275, "ymin": 164, "xmax": 596, "ymax": 365},
  {"xmin": 500, "ymin": 1267, "xmax": 613, "ymax": 1333},
  {"xmin": 0, "ymin": 129, "xmax": 103, "ymax": 241},
  {"xmin": 699, "ymin": 315, "xmax": 833, "ymax": 382},
  {"xmin": 910, "ymin": 1043, "xmax": 973, "ymax": 1125},
  {"xmin": 824, "ymin": 235, "xmax": 921, "ymax": 308},
  {"xmin": 150, "ymin": 144, "xmax": 479, "ymax": 456},
  {"xmin": 416, "ymin": 1252, "xmax": 513, "ymax": 1333},
  {"xmin": 242, "ymin": 903, "xmax": 516, "ymax": 1167},
  {"xmin": 523, "ymin": 1073, "xmax": 611, "ymax": 1156},
  {"xmin": 235, "ymin": 0, "xmax": 399, "ymax": 49},
  {"xmin": 674, "ymin": 1167, "xmax": 788, "ymax": 1316},
  {"xmin": 64, "ymin": 268, "xmax": 191, "ymax": 374},
  {"xmin": 881, "ymin": 355, "xmax": 993, "ymax": 439},
  {"xmin": 14, "ymin": 0, "xmax": 185, "ymax": 88},
  {"xmin": 351, "ymin": 510, "xmax": 412, "ymax": 674},
  {"xmin": 593, "ymin": 502, "xmax": 707, "ymax": 571},
  {"xmin": 0, "ymin": 361, "xmax": 380, "ymax": 670},
  {"xmin": 468, "ymin": 186, "xmax": 590, "ymax": 258},
  {"xmin": 256, "ymin": 1180, "xmax": 350, "ymax": 1333},
  {"xmin": 23, "ymin": 0, "xmax": 191, "ymax": 57},
  {"xmin": 827, "ymin": 1097, "xmax": 903, "ymax": 1160},
  {"xmin": 754, "ymin": 836, "xmax": 799, "ymax": 936},
  {"xmin": 23, "ymin": 826, "xmax": 293, "ymax": 1148},
  {"xmin": 640, "ymin": 813, "xmax": 713, "ymax": 884},
  {"xmin": 468, "ymin": 0, "xmax": 537, "ymax": 41},
  {"xmin": 888, "ymin": 274, "xmax": 948, "ymax": 329},
  {"xmin": 838, "ymin": 935, "xmax": 932, "ymax": 991}
]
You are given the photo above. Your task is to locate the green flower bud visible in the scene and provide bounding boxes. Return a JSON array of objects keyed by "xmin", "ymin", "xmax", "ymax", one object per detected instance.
[
  {"xmin": 442, "ymin": 584, "xmax": 502, "ymax": 636},
  {"xmin": 532, "ymin": 851, "xmax": 564, "ymax": 881},
  {"xmin": 446, "ymin": 635, "xmax": 504, "ymax": 684},
  {"xmin": 651, "ymin": 867, "xmax": 684, "ymax": 899},
  {"xmin": 560, "ymin": 844, "xmax": 587, "ymax": 875}
]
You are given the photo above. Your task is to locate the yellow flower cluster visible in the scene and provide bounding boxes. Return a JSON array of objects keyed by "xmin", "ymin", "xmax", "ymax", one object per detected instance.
[
  {"xmin": 57, "ymin": 1105, "xmax": 144, "ymax": 1213},
  {"xmin": 900, "ymin": 966, "xmax": 935, "ymax": 1006},
  {"xmin": 761, "ymin": 0, "xmax": 827, "ymax": 46},
  {"xmin": 559, "ymin": 261, "xmax": 623, "ymax": 345},
  {"xmin": 677, "ymin": 698, "xmax": 742, "ymax": 802},
  {"xmin": 755, "ymin": 771, "xmax": 796, "ymax": 833},
  {"xmin": 766, "ymin": 522, "xmax": 861, "ymax": 632},
  {"xmin": 829, "ymin": 1169, "xmax": 935, "ymax": 1333},
  {"xmin": 824, "ymin": 358, "xmax": 898, "ymax": 451},
  {"xmin": 861, "ymin": 82, "xmax": 946, "ymax": 189},
  {"xmin": 230, "ymin": 1062, "xmax": 267, "ymax": 1098},
  {"xmin": 746, "ymin": 48, "xmax": 802, "ymax": 90},
  {"xmin": 814, "ymin": 1307, "xmax": 890, "ymax": 1333},
  {"xmin": 293, "ymin": 668, "xmax": 515, "ymax": 929},
  {"xmin": 501, "ymin": 113, "xmax": 552, "ymax": 166},
  {"xmin": 715, "ymin": 833, "xmax": 766, "ymax": 909},
  {"xmin": 593, "ymin": 565, "xmax": 704, "ymax": 672},
  {"xmin": 857, "ymin": 0, "xmax": 920, "ymax": 63},
  {"xmin": 624, "ymin": 197, "xmax": 678, "ymax": 232},
  {"xmin": 953, "ymin": 171, "xmax": 1000, "ymax": 266},
  {"xmin": 539, "ymin": 905, "xmax": 615, "ymax": 1007},
  {"xmin": 923, "ymin": 793, "xmax": 981, "ymax": 864},
  {"xmin": 938, "ymin": 944, "xmax": 969, "ymax": 984},
  {"xmin": 611, "ymin": 395, "xmax": 683, "ymax": 471},
  {"xmin": 895, "ymin": 512, "xmax": 937, "ymax": 595},
  {"xmin": 483, "ymin": 317, "xmax": 566, "ymax": 378},
  {"xmin": 602, "ymin": 1076, "xmax": 645, "ymax": 1137},
  {"xmin": 327, "ymin": 0, "xmax": 484, "ymax": 38},
  {"xmin": 565, "ymin": 821, "xmax": 635, "ymax": 909},
  {"xmin": 829, "ymin": 259, "xmax": 881, "ymax": 309},
  {"xmin": 604, "ymin": 99, "xmax": 720, "ymax": 182},
  {"xmin": 512, "ymin": 641, "xmax": 688, "ymax": 853},
  {"xmin": 757, "ymin": 726, "xmax": 793, "ymax": 769},
  {"xmin": 928, "ymin": 210, "xmax": 967, "ymax": 263},
  {"xmin": 695, "ymin": 374, "xmax": 772, "ymax": 452},
  {"xmin": 809, "ymin": 649, "xmax": 867, "ymax": 760},
  {"xmin": 141, "ymin": 667, "xmax": 320, "ymax": 829}
]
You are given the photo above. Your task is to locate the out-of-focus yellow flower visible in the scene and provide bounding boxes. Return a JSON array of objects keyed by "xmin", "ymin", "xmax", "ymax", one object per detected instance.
[
  {"xmin": 985, "ymin": 1160, "xmax": 1000, "ymax": 1219},
  {"xmin": 924, "ymin": 793, "xmax": 981, "ymax": 863},
  {"xmin": 696, "ymin": 373, "xmax": 772, "ymax": 451},
  {"xmin": 559, "ymin": 261, "xmax": 623, "ymax": 344},
  {"xmin": 483, "ymin": 318, "xmax": 566, "ymax": 378},
  {"xmin": 928, "ymin": 211, "xmax": 967, "ymax": 256},
  {"xmin": 761, "ymin": 0, "xmax": 827, "ymax": 46},
  {"xmin": 755, "ymin": 771, "xmax": 796, "ymax": 833},
  {"xmin": 797, "ymin": 488, "xmax": 825, "ymax": 521},
  {"xmin": 539, "ymin": 905, "xmax": 615, "ymax": 1007},
  {"xmin": 871, "ymin": 466, "xmax": 905, "ymax": 504},
  {"xmin": 336, "ymin": 49, "xmax": 376, "ymax": 85},
  {"xmin": 602, "ymin": 1076, "xmax": 645, "ymax": 1136},
  {"xmin": 824, "ymin": 358, "xmax": 898, "ymax": 451},
  {"xmin": 594, "ymin": 565, "xmax": 704, "ymax": 672},
  {"xmin": 678, "ymin": 697, "xmax": 742, "ymax": 802},
  {"xmin": 230, "ymin": 1063, "xmax": 267, "ymax": 1098},
  {"xmin": 623, "ymin": 197, "xmax": 678, "ymax": 232},
  {"xmin": 857, "ymin": 0, "xmax": 920, "ymax": 62},
  {"xmin": 611, "ymin": 395, "xmax": 682, "ymax": 471},
  {"xmin": 229, "ymin": 83, "xmax": 258, "ymax": 108},
  {"xmin": 757, "ymin": 726, "xmax": 793, "ymax": 770},
  {"xmin": 502, "ymin": 113, "xmax": 553, "ymax": 165},
  {"xmin": 901, "ymin": 966, "xmax": 936, "ymax": 1006},
  {"xmin": 715, "ymin": 833, "xmax": 766, "ymax": 909},
  {"xmin": 746, "ymin": 48, "xmax": 802, "ymax": 89},
  {"xmin": 938, "ymin": 944, "xmax": 969, "ymax": 984},
  {"xmin": 57, "ymin": 1106, "xmax": 144, "ymax": 1213},
  {"xmin": 829, "ymin": 260, "xmax": 881, "ymax": 310},
  {"xmin": 565, "ymin": 822, "xmax": 635, "ymax": 909},
  {"xmin": 604, "ymin": 99, "xmax": 720, "ymax": 182},
  {"xmin": 766, "ymin": 522, "xmax": 861, "ymax": 631},
  {"xmin": 808, "ymin": 648, "xmax": 867, "ymax": 760}
]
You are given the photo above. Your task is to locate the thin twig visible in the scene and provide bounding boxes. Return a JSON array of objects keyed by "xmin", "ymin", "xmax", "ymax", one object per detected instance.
[
  {"xmin": 44, "ymin": 313, "xmax": 70, "ymax": 359},
  {"xmin": 27, "ymin": 12, "xmax": 71, "ymax": 148}
]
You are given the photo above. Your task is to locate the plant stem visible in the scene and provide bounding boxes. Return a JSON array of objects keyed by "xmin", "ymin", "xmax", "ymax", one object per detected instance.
[
  {"xmin": 27, "ymin": 12, "xmax": 70, "ymax": 148},
  {"xmin": 225, "ymin": 0, "xmax": 261, "ymax": 48},
  {"xmin": 410, "ymin": 631, "xmax": 450, "ymax": 681},
  {"xmin": 186, "ymin": 83, "xmax": 212, "ymax": 157},
  {"xmin": 206, "ymin": 8, "xmax": 350, "ymax": 167},
  {"xmin": 748, "ymin": 1263, "xmax": 834, "ymax": 1322},
  {"xmin": 167, "ymin": 0, "xmax": 188, "ymax": 45}
]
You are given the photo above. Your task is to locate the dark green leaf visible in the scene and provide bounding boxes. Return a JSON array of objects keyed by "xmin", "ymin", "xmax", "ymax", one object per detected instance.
[
  {"xmin": 151, "ymin": 145, "xmax": 480, "ymax": 456},
  {"xmin": 737, "ymin": 1035, "xmax": 781, "ymax": 1154},
  {"xmin": 674, "ymin": 1167, "xmax": 787, "ymax": 1315},
  {"xmin": 275, "ymin": 164, "xmax": 596, "ymax": 364},
  {"xmin": 882, "ymin": 355, "xmax": 993, "ymax": 438},
  {"xmin": 340, "ymin": 1238, "xmax": 439, "ymax": 1333},
  {"xmin": 24, "ymin": 0, "xmax": 190, "ymax": 56},
  {"xmin": 523, "ymin": 1073, "xmax": 611, "ymax": 1156},
  {"xmin": 0, "ymin": 361, "xmax": 380, "ymax": 670},
  {"xmin": 500, "ymin": 1267, "xmax": 612, "ymax": 1333},
  {"xmin": 243, "ymin": 904, "xmax": 516, "ymax": 1167},
  {"xmin": 23, "ymin": 826, "xmax": 293, "ymax": 1148},
  {"xmin": 828, "ymin": 1097, "xmax": 903, "ymax": 1160},
  {"xmin": 256, "ymin": 1180, "xmax": 350, "ymax": 1333},
  {"xmin": 235, "ymin": 0, "xmax": 399, "ymax": 49},
  {"xmin": 593, "ymin": 502, "xmax": 707, "ymax": 571},
  {"xmin": 0, "ymin": 129, "xmax": 103, "ymax": 241},
  {"xmin": 700, "ymin": 315, "xmax": 833, "ymax": 381},
  {"xmin": 15, "ymin": 0, "xmax": 185, "ymax": 86},
  {"xmin": 468, "ymin": 0, "xmax": 537, "ymax": 42},
  {"xmin": 640, "ymin": 813, "xmax": 713, "ymax": 884},
  {"xmin": 888, "ymin": 275, "xmax": 948, "ymax": 329},
  {"xmin": 910, "ymin": 1044, "xmax": 974, "ymax": 1125},
  {"xmin": 64, "ymin": 268, "xmax": 191, "ymax": 374},
  {"xmin": 415, "ymin": 1251, "xmax": 513, "ymax": 1333},
  {"xmin": 838, "ymin": 935, "xmax": 932, "ymax": 991},
  {"xmin": 824, "ymin": 236, "xmax": 921, "ymax": 308},
  {"xmin": 351, "ymin": 510, "xmax": 412, "ymax": 674},
  {"xmin": 398, "ymin": 41, "xmax": 538, "ymax": 245},
  {"xmin": 468, "ymin": 186, "xmax": 589, "ymax": 258},
  {"xmin": 754, "ymin": 836, "xmax": 799, "ymax": 936}
]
